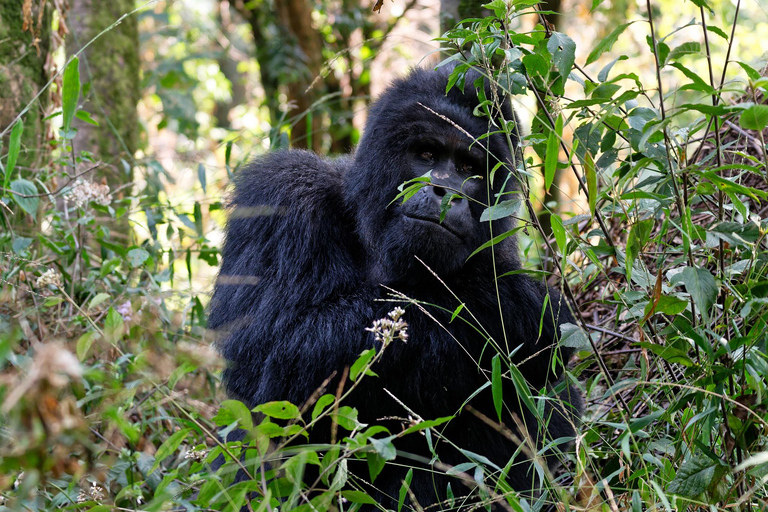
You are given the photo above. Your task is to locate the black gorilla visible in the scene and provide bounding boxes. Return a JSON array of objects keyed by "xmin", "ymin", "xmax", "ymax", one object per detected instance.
[{"xmin": 209, "ymin": 67, "xmax": 581, "ymax": 509}]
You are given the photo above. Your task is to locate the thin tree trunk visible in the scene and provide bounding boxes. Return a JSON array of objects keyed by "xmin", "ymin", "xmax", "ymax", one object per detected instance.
[
  {"xmin": 0, "ymin": 0, "xmax": 51, "ymax": 172},
  {"xmin": 66, "ymin": 0, "xmax": 140, "ymax": 196}
]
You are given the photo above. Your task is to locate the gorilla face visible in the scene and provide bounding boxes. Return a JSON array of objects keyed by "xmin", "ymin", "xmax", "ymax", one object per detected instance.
[
  {"xmin": 395, "ymin": 135, "xmax": 489, "ymax": 268},
  {"xmin": 345, "ymin": 70, "xmax": 518, "ymax": 284}
]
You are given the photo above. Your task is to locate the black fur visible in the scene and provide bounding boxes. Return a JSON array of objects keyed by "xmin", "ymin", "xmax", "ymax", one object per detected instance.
[{"xmin": 209, "ymin": 67, "xmax": 581, "ymax": 509}]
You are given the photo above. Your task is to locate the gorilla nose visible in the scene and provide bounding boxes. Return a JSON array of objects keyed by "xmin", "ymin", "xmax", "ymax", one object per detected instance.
[{"xmin": 430, "ymin": 184, "xmax": 463, "ymax": 202}]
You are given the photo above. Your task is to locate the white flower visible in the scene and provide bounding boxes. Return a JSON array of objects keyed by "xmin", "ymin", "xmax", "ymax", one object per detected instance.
[
  {"xmin": 35, "ymin": 268, "xmax": 61, "ymax": 288},
  {"xmin": 65, "ymin": 179, "xmax": 111, "ymax": 208},
  {"xmin": 365, "ymin": 307, "xmax": 408, "ymax": 345}
]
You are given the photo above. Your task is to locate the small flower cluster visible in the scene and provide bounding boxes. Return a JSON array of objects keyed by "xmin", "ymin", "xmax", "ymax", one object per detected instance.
[
  {"xmin": 35, "ymin": 268, "xmax": 61, "ymax": 288},
  {"xmin": 365, "ymin": 307, "xmax": 408, "ymax": 345},
  {"xmin": 185, "ymin": 448, "xmax": 208, "ymax": 462},
  {"xmin": 77, "ymin": 484, "xmax": 106, "ymax": 503},
  {"xmin": 65, "ymin": 179, "xmax": 111, "ymax": 208}
]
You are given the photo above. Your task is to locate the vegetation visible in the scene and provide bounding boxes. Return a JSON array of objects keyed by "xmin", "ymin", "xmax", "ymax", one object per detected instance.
[{"xmin": 1, "ymin": 0, "xmax": 768, "ymax": 510}]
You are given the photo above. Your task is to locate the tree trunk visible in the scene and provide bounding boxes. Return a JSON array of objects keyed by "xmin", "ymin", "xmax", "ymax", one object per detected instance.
[
  {"xmin": 273, "ymin": 0, "xmax": 325, "ymax": 151},
  {"xmin": 0, "ymin": 0, "xmax": 51, "ymax": 172},
  {"xmin": 535, "ymin": 0, "xmax": 563, "ymax": 243},
  {"xmin": 66, "ymin": 0, "xmax": 140, "ymax": 194}
]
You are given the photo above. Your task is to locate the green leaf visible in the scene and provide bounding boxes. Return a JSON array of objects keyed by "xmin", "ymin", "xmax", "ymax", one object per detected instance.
[
  {"xmin": 668, "ymin": 455, "xmax": 726, "ymax": 498},
  {"xmin": 169, "ymin": 361, "xmax": 196, "ymax": 390},
  {"xmin": 547, "ymin": 32, "xmax": 576, "ymax": 82},
  {"xmin": 636, "ymin": 341, "xmax": 692, "ymax": 367},
  {"xmin": 11, "ymin": 236, "xmax": 32, "ymax": 254},
  {"xmin": 255, "ymin": 401, "xmax": 300, "ymax": 420},
  {"xmin": 544, "ymin": 114, "xmax": 563, "ymax": 191},
  {"xmin": 584, "ymin": 152, "xmax": 597, "ymax": 216},
  {"xmin": 737, "ymin": 61, "xmax": 761, "ymax": 81},
  {"xmin": 669, "ymin": 62, "xmax": 714, "ymax": 94},
  {"xmin": 522, "ymin": 53, "xmax": 549, "ymax": 78},
  {"xmin": 104, "ymin": 307, "xmax": 125, "ymax": 344},
  {"xmin": 706, "ymin": 25, "xmax": 728, "ymax": 40},
  {"xmin": 401, "ymin": 416, "xmax": 452, "ymax": 435},
  {"xmin": 739, "ymin": 105, "xmax": 768, "ymax": 131},
  {"xmin": 466, "ymin": 227, "xmax": 520, "ymax": 260},
  {"xmin": 676, "ymin": 103, "xmax": 732, "ymax": 116},
  {"xmin": 215, "ymin": 399, "xmax": 254, "ymax": 430},
  {"xmin": 560, "ymin": 322, "xmax": 589, "ymax": 349},
  {"xmin": 625, "ymin": 219, "xmax": 653, "ymax": 285},
  {"xmin": 75, "ymin": 109, "xmax": 99, "ymax": 126},
  {"xmin": 149, "ymin": 428, "xmax": 191, "ymax": 474},
  {"xmin": 367, "ymin": 452, "xmax": 386, "ymax": 482},
  {"xmin": 687, "ymin": 0, "xmax": 713, "ymax": 14},
  {"xmin": 679, "ymin": 267, "xmax": 718, "ymax": 321},
  {"xmin": 4, "ymin": 120, "xmax": 23, "ymax": 189},
  {"xmin": 586, "ymin": 22, "xmax": 635, "ymax": 65},
  {"xmin": 311, "ymin": 394, "xmax": 335, "ymax": 421},
  {"xmin": 341, "ymin": 490, "xmax": 377, "ymax": 505},
  {"xmin": 10, "ymin": 179, "xmax": 38, "ymax": 216},
  {"xmin": 89, "ymin": 293, "xmax": 111, "ymax": 310},
  {"xmin": 370, "ymin": 436, "xmax": 397, "ymax": 460},
  {"xmin": 62, "ymin": 57, "xmax": 81, "ymax": 133},
  {"xmin": 332, "ymin": 406, "xmax": 359, "ymax": 430},
  {"xmin": 397, "ymin": 468, "xmax": 414, "ymax": 512},
  {"xmin": 551, "ymin": 214, "xmax": 566, "ymax": 257},
  {"xmin": 350, "ymin": 348, "xmax": 376, "ymax": 382},
  {"xmin": 197, "ymin": 163, "xmax": 207, "ymax": 193},
  {"xmin": 127, "ymin": 248, "xmax": 150, "ymax": 268},
  {"xmin": 76, "ymin": 331, "xmax": 99, "ymax": 361},
  {"xmin": 666, "ymin": 42, "xmax": 701, "ymax": 64},
  {"xmin": 598, "ymin": 55, "xmax": 628, "ymax": 82},
  {"xmin": 491, "ymin": 354, "xmax": 502, "ymax": 422},
  {"xmin": 480, "ymin": 197, "xmax": 521, "ymax": 222},
  {"xmin": 450, "ymin": 303, "xmax": 465, "ymax": 322},
  {"xmin": 644, "ymin": 295, "xmax": 689, "ymax": 317},
  {"xmin": 439, "ymin": 193, "xmax": 460, "ymax": 223}
]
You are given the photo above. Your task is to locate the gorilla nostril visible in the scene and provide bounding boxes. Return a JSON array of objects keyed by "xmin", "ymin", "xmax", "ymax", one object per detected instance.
[{"xmin": 432, "ymin": 185, "xmax": 446, "ymax": 197}]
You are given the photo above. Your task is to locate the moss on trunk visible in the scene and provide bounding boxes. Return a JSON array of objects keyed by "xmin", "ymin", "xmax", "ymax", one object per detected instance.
[
  {"xmin": 0, "ymin": 0, "xmax": 51, "ymax": 171},
  {"xmin": 66, "ymin": 0, "xmax": 140, "ymax": 190}
]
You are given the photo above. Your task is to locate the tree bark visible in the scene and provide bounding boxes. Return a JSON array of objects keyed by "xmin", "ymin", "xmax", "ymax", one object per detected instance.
[
  {"xmin": 0, "ymin": 0, "xmax": 51, "ymax": 171},
  {"xmin": 66, "ymin": 0, "xmax": 140, "ymax": 192}
]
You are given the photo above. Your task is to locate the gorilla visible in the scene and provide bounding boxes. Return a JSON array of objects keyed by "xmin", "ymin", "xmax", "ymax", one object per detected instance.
[{"xmin": 209, "ymin": 67, "xmax": 581, "ymax": 510}]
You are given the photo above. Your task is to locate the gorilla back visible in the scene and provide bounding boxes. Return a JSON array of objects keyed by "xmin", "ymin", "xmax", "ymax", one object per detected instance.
[{"xmin": 209, "ymin": 67, "xmax": 582, "ymax": 509}]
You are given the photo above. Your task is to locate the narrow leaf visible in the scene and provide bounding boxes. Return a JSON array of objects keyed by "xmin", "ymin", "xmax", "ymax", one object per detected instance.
[
  {"xmin": 584, "ymin": 152, "xmax": 597, "ymax": 216},
  {"xmin": 586, "ymin": 22, "xmax": 635, "ymax": 65},
  {"xmin": 544, "ymin": 114, "xmax": 563, "ymax": 191},
  {"xmin": 62, "ymin": 57, "xmax": 81, "ymax": 133},
  {"xmin": 4, "ymin": 120, "xmax": 23, "ymax": 189},
  {"xmin": 491, "ymin": 354, "xmax": 502, "ymax": 422},
  {"xmin": 149, "ymin": 428, "xmax": 191, "ymax": 474}
]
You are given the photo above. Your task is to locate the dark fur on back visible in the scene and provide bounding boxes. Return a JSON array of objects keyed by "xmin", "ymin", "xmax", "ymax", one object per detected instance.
[{"xmin": 209, "ymin": 67, "xmax": 581, "ymax": 509}]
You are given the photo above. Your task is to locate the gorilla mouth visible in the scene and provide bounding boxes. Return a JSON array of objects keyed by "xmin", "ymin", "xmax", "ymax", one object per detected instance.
[{"xmin": 404, "ymin": 214, "xmax": 463, "ymax": 239}]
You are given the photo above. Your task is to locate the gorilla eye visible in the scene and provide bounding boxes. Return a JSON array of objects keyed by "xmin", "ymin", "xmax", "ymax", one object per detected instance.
[
  {"xmin": 460, "ymin": 163, "xmax": 473, "ymax": 173},
  {"xmin": 420, "ymin": 151, "xmax": 434, "ymax": 162}
]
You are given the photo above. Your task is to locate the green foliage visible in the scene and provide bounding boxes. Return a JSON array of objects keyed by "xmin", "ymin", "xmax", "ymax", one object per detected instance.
[{"xmin": 437, "ymin": 1, "xmax": 768, "ymax": 509}]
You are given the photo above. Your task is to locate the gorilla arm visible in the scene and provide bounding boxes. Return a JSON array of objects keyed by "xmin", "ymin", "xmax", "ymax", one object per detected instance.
[{"xmin": 208, "ymin": 150, "xmax": 370, "ymax": 407}]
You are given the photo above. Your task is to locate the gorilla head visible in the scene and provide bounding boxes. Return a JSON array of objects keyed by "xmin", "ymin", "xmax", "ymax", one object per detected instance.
[{"xmin": 345, "ymin": 68, "xmax": 521, "ymax": 283}]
